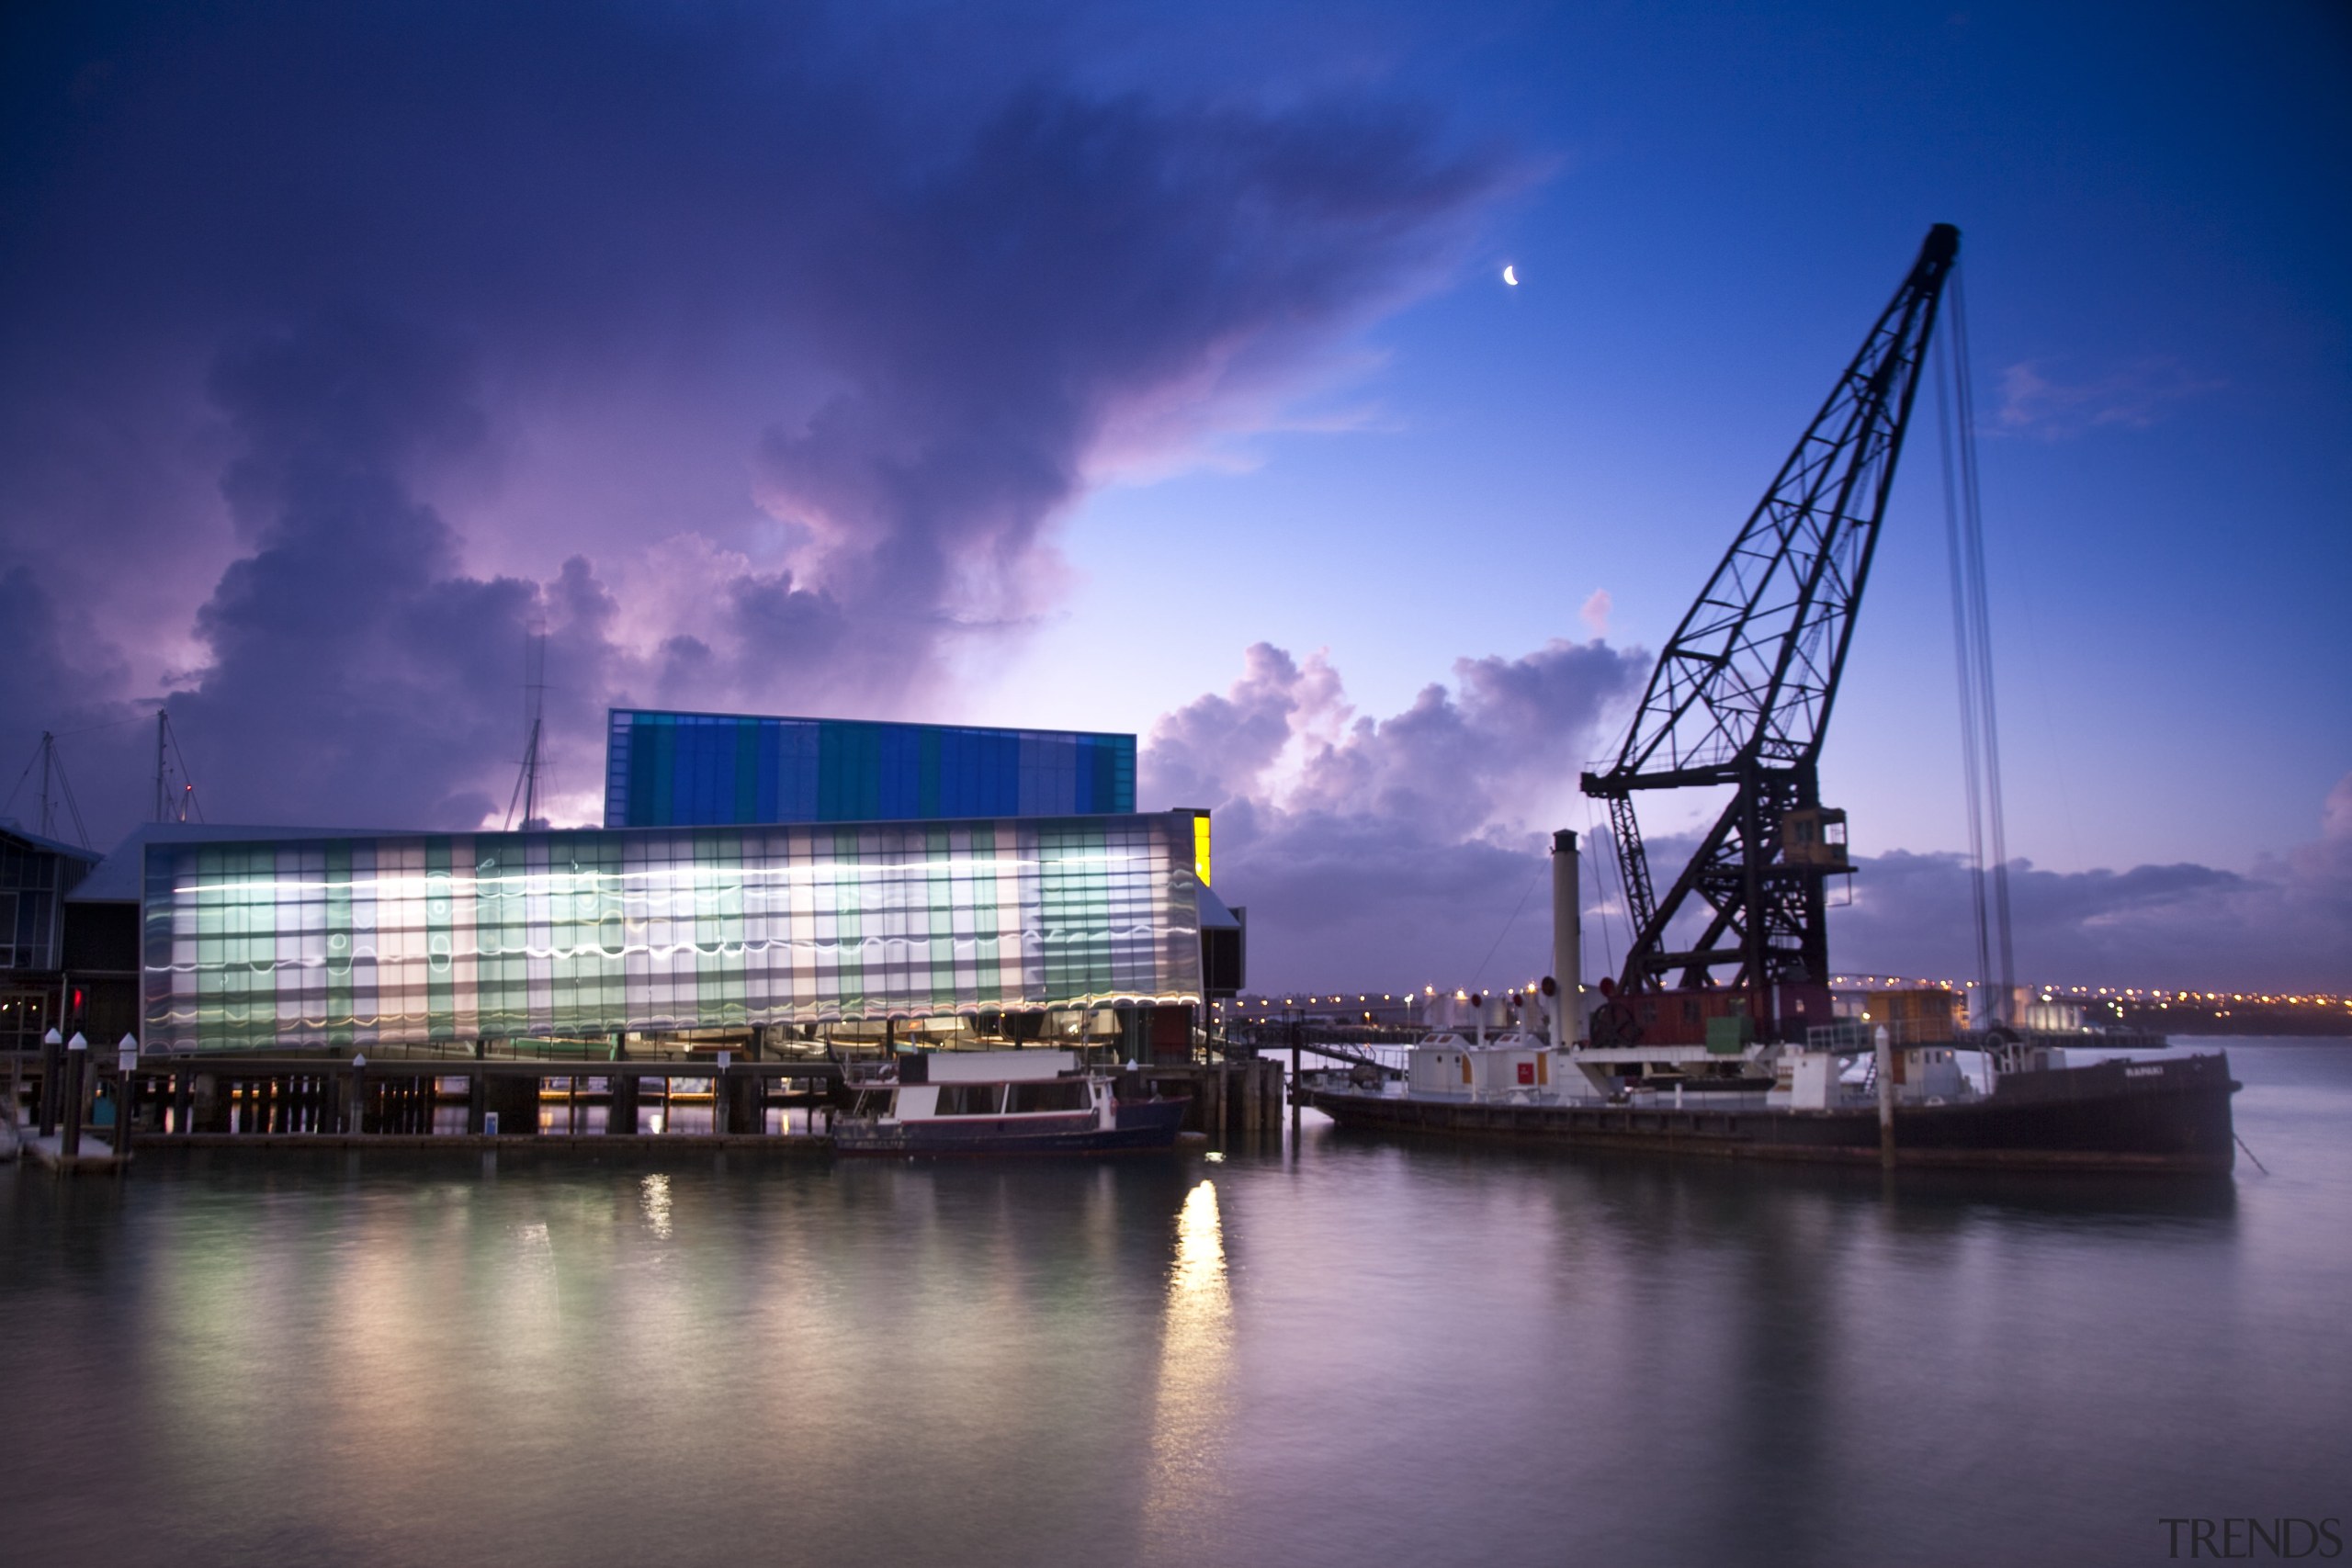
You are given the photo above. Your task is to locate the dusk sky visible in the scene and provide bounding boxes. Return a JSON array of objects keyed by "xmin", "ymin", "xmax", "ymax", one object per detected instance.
[{"xmin": 4, "ymin": 1, "xmax": 2346, "ymax": 992}]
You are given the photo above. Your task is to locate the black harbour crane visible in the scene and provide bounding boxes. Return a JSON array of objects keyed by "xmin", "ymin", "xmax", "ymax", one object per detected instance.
[{"xmin": 1580, "ymin": 224, "xmax": 1960, "ymax": 1047}]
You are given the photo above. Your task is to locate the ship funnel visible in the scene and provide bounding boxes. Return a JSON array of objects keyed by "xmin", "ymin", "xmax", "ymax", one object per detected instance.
[{"xmin": 1551, "ymin": 829, "xmax": 1582, "ymax": 1047}]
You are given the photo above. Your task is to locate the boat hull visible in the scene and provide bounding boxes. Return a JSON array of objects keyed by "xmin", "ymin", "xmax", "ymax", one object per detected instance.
[
  {"xmin": 835, "ymin": 1097, "xmax": 1190, "ymax": 1156},
  {"xmin": 1299, "ymin": 1052, "xmax": 2240, "ymax": 1173}
]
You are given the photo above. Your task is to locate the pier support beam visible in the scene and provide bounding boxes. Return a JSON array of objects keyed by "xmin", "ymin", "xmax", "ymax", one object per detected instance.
[
  {"xmin": 60, "ymin": 1035, "xmax": 87, "ymax": 1157},
  {"xmin": 1875, "ymin": 1024, "xmax": 1895, "ymax": 1168},
  {"xmin": 728, "ymin": 1069, "xmax": 764, "ymax": 1134},
  {"xmin": 1290, "ymin": 1027, "xmax": 1302, "ymax": 1139},
  {"xmin": 486, "ymin": 1074, "xmax": 539, "ymax": 1137},
  {"xmin": 39, "ymin": 1028, "xmax": 61, "ymax": 1136}
]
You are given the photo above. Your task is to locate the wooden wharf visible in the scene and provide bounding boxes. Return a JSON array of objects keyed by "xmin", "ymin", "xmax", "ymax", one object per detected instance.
[{"xmin": 3, "ymin": 1051, "xmax": 1292, "ymax": 1170}]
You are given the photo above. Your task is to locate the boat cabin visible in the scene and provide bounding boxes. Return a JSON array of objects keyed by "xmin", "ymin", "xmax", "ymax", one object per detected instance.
[
  {"xmin": 1408, "ymin": 1032, "xmax": 1555, "ymax": 1100},
  {"xmin": 1769, "ymin": 1044, "xmax": 1972, "ymax": 1110},
  {"xmin": 846, "ymin": 1049, "xmax": 1113, "ymax": 1128}
]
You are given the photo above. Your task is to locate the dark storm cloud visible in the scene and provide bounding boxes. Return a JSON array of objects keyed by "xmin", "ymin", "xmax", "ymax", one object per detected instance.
[
  {"xmin": 1832, "ymin": 781, "xmax": 2352, "ymax": 991},
  {"xmin": 0, "ymin": 1, "xmax": 1512, "ymax": 835},
  {"xmin": 751, "ymin": 87, "xmax": 1492, "ymax": 681},
  {"xmin": 167, "ymin": 313, "xmax": 539, "ymax": 828},
  {"xmin": 1141, "ymin": 637, "xmax": 1649, "ymax": 988}
]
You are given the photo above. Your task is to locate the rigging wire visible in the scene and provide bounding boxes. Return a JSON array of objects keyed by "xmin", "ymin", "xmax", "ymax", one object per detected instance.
[
  {"xmin": 1935, "ymin": 302, "xmax": 1993, "ymax": 1018},
  {"xmin": 1954, "ymin": 270, "xmax": 2018, "ymax": 1013},
  {"xmin": 1469, "ymin": 852, "xmax": 1548, "ymax": 991},
  {"xmin": 157, "ymin": 708, "xmax": 206, "ymax": 823},
  {"xmin": 1583, "ymin": 795, "xmax": 1621, "ymax": 978},
  {"xmin": 25, "ymin": 732, "xmax": 94, "ymax": 848},
  {"xmin": 39, "ymin": 713, "xmax": 152, "ymax": 741},
  {"xmin": 56, "ymin": 747, "xmax": 91, "ymax": 846},
  {"xmin": 504, "ymin": 624, "xmax": 549, "ymax": 832},
  {"xmin": 0, "ymin": 745, "xmax": 39, "ymax": 818},
  {"xmin": 1935, "ymin": 263, "xmax": 2017, "ymax": 1024}
]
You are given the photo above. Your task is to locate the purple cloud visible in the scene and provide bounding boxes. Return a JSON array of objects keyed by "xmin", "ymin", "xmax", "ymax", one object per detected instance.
[
  {"xmin": 0, "ymin": 3, "xmax": 1514, "ymax": 837},
  {"xmin": 1828, "ymin": 810, "xmax": 2352, "ymax": 992},
  {"xmin": 167, "ymin": 313, "xmax": 537, "ymax": 828},
  {"xmin": 1991, "ymin": 356, "xmax": 2224, "ymax": 439},
  {"xmin": 1151, "ymin": 637, "xmax": 2352, "ymax": 994},
  {"xmin": 1142, "ymin": 637, "xmax": 1649, "ymax": 988}
]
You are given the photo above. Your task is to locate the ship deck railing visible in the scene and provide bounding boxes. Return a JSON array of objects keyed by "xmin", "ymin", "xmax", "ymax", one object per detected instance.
[{"xmin": 1805, "ymin": 1021, "xmax": 2169, "ymax": 1054}]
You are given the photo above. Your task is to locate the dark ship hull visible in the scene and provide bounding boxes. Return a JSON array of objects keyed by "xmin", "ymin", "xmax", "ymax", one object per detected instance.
[{"xmin": 1297, "ymin": 1051, "xmax": 2240, "ymax": 1174}]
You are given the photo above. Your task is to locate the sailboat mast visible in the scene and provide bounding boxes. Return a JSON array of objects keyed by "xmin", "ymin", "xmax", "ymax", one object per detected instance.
[{"xmin": 39, "ymin": 731, "xmax": 55, "ymax": 839}]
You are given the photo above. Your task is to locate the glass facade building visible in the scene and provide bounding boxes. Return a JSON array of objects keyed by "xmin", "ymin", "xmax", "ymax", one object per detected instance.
[
  {"xmin": 143, "ymin": 814, "xmax": 1203, "ymax": 1052},
  {"xmin": 3, "ymin": 824, "xmax": 97, "ymax": 1055},
  {"xmin": 605, "ymin": 710, "xmax": 1136, "ymax": 829},
  {"xmin": 2, "ymin": 829, "xmax": 89, "ymax": 974}
]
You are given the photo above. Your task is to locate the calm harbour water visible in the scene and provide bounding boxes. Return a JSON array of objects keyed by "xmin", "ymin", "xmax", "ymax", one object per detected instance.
[{"xmin": 6, "ymin": 1039, "xmax": 2349, "ymax": 1568}]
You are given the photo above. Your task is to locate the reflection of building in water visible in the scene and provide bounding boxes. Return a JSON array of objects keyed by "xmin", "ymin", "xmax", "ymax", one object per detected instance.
[{"xmin": 1144, "ymin": 1179, "xmax": 1232, "ymax": 1561}]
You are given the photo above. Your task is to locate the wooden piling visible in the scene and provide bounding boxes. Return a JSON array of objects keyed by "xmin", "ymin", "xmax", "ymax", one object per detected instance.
[
  {"xmin": 60, "ymin": 1043, "xmax": 86, "ymax": 1156},
  {"xmin": 1290, "ymin": 1040, "xmax": 1301, "ymax": 1137}
]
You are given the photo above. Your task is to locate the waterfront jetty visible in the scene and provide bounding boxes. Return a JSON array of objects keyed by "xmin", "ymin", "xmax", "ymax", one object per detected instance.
[{"xmin": 5, "ymin": 1049, "xmax": 1287, "ymax": 1171}]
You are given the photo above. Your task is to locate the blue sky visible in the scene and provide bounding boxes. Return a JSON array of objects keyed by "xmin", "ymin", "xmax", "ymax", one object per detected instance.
[
  {"xmin": 991, "ymin": 0, "xmax": 2351, "ymax": 874},
  {"xmin": 3, "ymin": 0, "xmax": 2346, "ymax": 988}
]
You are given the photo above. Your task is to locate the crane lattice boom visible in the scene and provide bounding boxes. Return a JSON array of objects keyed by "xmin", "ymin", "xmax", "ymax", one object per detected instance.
[{"xmin": 1581, "ymin": 225, "xmax": 1959, "ymax": 1041}]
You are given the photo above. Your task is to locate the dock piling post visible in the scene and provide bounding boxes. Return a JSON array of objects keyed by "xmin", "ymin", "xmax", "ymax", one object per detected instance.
[
  {"xmin": 1874, "ymin": 1024, "xmax": 1895, "ymax": 1169},
  {"xmin": 115, "ymin": 1036, "xmax": 139, "ymax": 1156},
  {"xmin": 39, "ymin": 1027, "xmax": 61, "ymax": 1136},
  {"xmin": 61, "ymin": 1032, "xmax": 87, "ymax": 1158},
  {"xmin": 1290, "ymin": 1029, "xmax": 1301, "ymax": 1140}
]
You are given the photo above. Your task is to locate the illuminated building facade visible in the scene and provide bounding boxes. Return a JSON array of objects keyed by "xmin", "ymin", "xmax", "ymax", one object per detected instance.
[
  {"xmin": 605, "ymin": 710, "xmax": 1136, "ymax": 829},
  {"xmin": 141, "ymin": 812, "xmax": 1205, "ymax": 1052}
]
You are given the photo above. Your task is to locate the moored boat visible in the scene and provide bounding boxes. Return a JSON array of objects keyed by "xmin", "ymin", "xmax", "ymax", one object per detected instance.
[
  {"xmin": 1288, "ymin": 225, "xmax": 2245, "ymax": 1175},
  {"xmin": 1298, "ymin": 1028, "xmax": 2242, "ymax": 1173},
  {"xmin": 834, "ymin": 1048, "xmax": 1190, "ymax": 1156}
]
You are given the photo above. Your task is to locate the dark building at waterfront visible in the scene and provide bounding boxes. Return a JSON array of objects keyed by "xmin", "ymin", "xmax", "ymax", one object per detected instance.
[{"xmin": 0, "ymin": 820, "xmax": 98, "ymax": 1055}]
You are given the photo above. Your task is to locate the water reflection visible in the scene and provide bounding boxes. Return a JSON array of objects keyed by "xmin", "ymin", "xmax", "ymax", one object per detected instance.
[
  {"xmin": 1145, "ymin": 1179, "xmax": 1232, "ymax": 1562},
  {"xmin": 639, "ymin": 1173, "xmax": 673, "ymax": 1239},
  {"xmin": 1, "ymin": 1044, "xmax": 2344, "ymax": 1568}
]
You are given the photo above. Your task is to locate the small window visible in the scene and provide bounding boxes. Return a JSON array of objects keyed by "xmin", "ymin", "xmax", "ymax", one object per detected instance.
[
  {"xmin": 934, "ymin": 1083, "xmax": 1005, "ymax": 1116},
  {"xmin": 1008, "ymin": 1080, "xmax": 1089, "ymax": 1113}
]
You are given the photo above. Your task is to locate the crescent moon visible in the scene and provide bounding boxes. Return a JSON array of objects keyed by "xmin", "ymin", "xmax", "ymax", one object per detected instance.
[{"xmin": 1502, "ymin": 265, "xmax": 1519, "ymax": 286}]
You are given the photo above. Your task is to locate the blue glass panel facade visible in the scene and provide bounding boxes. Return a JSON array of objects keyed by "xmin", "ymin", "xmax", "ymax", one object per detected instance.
[{"xmin": 605, "ymin": 710, "xmax": 1136, "ymax": 829}]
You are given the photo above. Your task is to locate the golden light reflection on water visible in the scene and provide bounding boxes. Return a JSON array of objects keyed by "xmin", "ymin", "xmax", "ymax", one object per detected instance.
[
  {"xmin": 640, "ymin": 1173, "xmax": 673, "ymax": 1239},
  {"xmin": 1144, "ymin": 1179, "xmax": 1232, "ymax": 1562}
]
